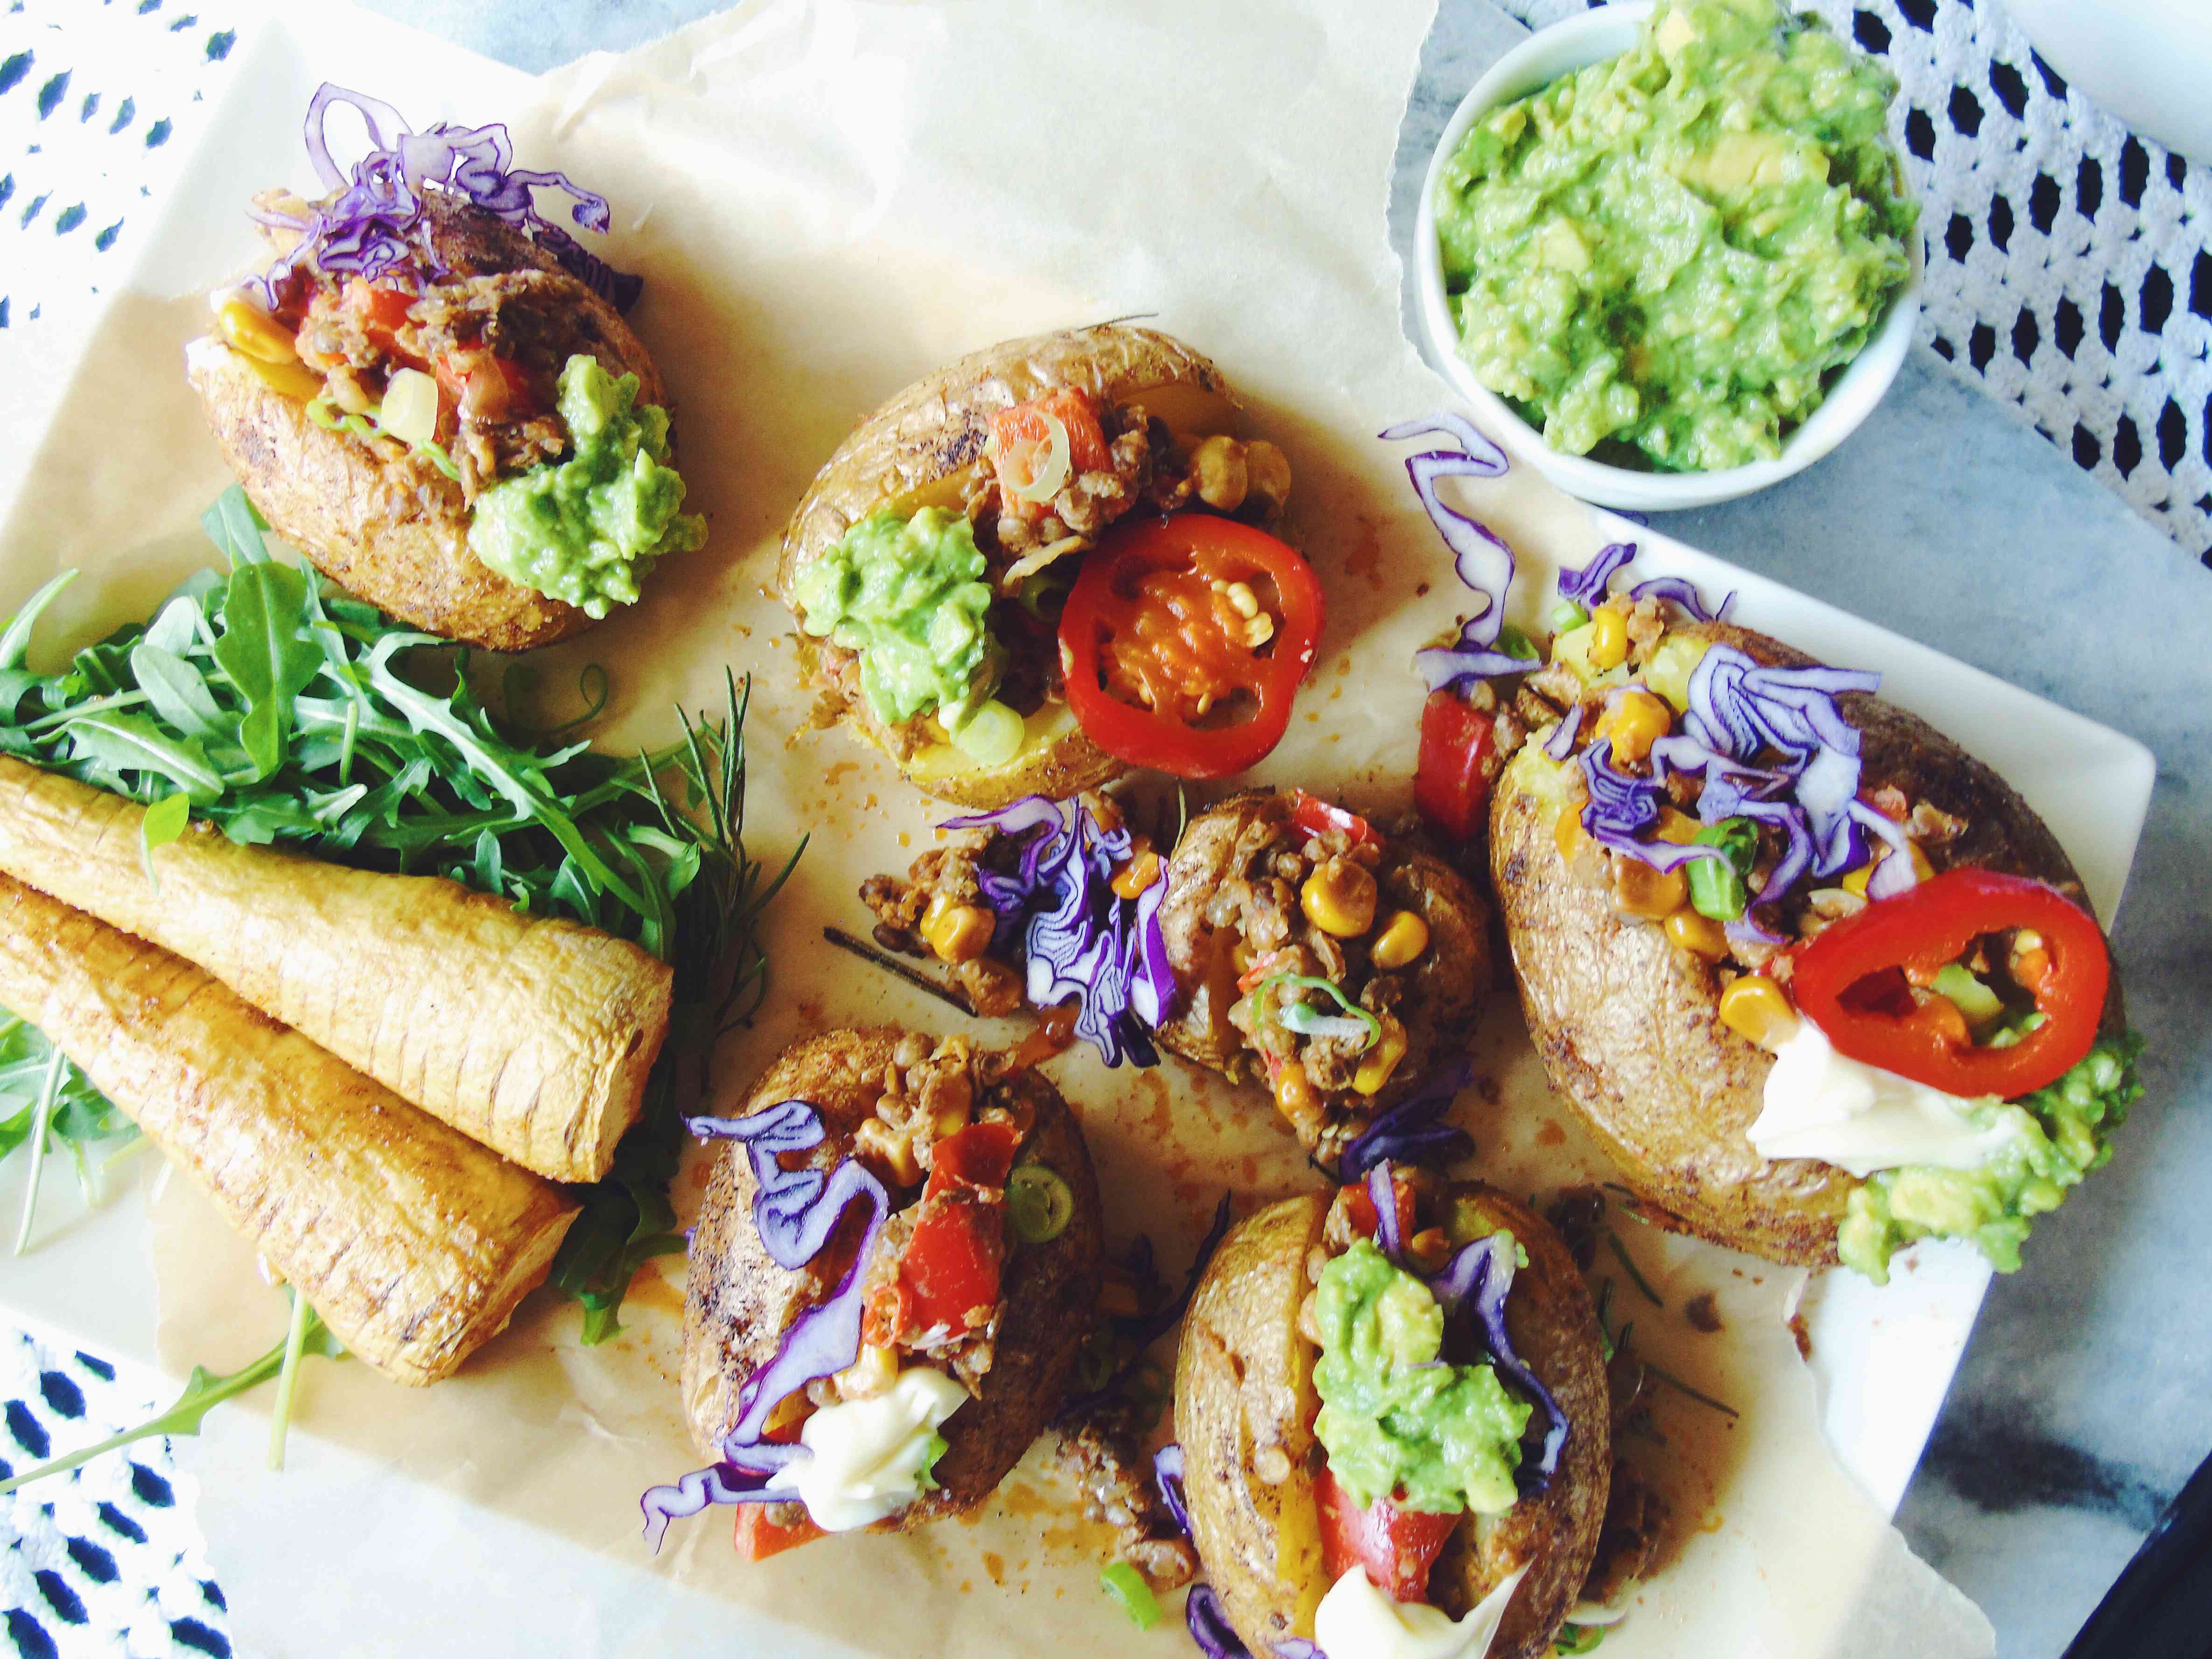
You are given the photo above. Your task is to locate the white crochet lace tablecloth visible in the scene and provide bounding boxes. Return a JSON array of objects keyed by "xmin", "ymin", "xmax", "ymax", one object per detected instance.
[{"xmin": 0, "ymin": 0, "xmax": 2201, "ymax": 1654}]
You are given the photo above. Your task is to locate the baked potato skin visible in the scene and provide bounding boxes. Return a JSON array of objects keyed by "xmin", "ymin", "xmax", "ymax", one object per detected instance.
[
  {"xmin": 680, "ymin": 1027, "xmax": 1103, "ymax": 1526},
  {"xmin": 1489, "ymin": 620, "xmax": 2116, "ymax": 1264},
  {"xmin": 778, "ymin": 324, "xmax": 1233, "ymax": 809},
  {"xmin": 1154, "ymin": 790, "xmax": 1491, "ymax": 1114},
  {"xmin": 190, "ymin": 195, "xmax": 667, "ymax": 654},
  {"xmin": 1429, "ymin": 1187, "xmax": 1610, "ymax": 1659},
  {"xmin": 1175, "ymin": 1187, "xmax": 1610, "ymax": 1659},
  {"xmin": 1175, "ymin": 1195, "xmax": 1329, "ymax": 1653}
]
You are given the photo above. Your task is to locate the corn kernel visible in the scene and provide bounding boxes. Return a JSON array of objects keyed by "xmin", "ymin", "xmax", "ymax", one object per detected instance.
[
  {"xmin": 1353, "ymin": 1013, "xmax": 1409, "ymax": 1095},
  {"xmin": 1111, "ymin": 841, "xmax": 1161, "ymax": 900},
  {"xmin": 1843, "ymin": 839, "xmax": 1935, "ymax": 898},
  {"xmin": 1274, "ymin": 1062, "xmax": 1320, "ymax": 1129},
  {"xmin": 244, "ymin": 354, "xmax": 325, "ymax": 402},
  {"xmin": 835, "ymin": 1341, "xmax": 898, "ymax": 1401},
  {"xmin": 920, "ymin": 892, "xmax": 995, "ymax": 963},
  {"xmin": 1301, "ymin": 858, "xmax": 1378, "ymax": 938},
  {"xmin": 1097, "ymin": 1269, "xmax": 1142, "ymax": 1319},
  {"xmin": 1653, "ymin": 806, "xmax": 1702, "ymax": 844},
  {"xmin": 1588, "ymin": 606, "xmax": 1631, "ymax": 672},
  {"xmin": 1665, "ymin": 907, "xmax": 1731, "ymax": 961},
  {"xmin": 1718, "ymin": 974, "xmax": 1797, "ymax": 1049},
  {"xmin": 1554, "ymin": 804, "xmax": 1593, "ymax": 864},
  {"xmin": 1610, "ymin": 855, "xmax": 1688, "ymax": 920},
  {"xmin": 854, "ymin": 1117, "xmax": 921, "ymax": 1186},
  {"xmin": 216, "ymin": 299, "xmax": 300, "ymax": 365},
  {"xmin": 1595, "ymin": 687, "xmax": 1672, "ymax": 764},
  {"xmin": 1370, "ymin": 909, "xmax": 1431, "ymax": 971},
  {"xmin": 1841, "ymin": 862, "xmax": 1873, "ymax": 898}
]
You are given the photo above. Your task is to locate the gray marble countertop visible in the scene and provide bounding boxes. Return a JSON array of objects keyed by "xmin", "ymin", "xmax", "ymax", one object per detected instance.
[{"xmin": 360, "ymin": 1, "xmax": 2210, "ymax": 1654}]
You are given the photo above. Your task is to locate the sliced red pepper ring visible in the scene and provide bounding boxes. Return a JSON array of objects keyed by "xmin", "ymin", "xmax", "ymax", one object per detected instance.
[
  {"xmin": 1414, "ymin": 689, "xmax": 1499, "ymax": 843},
  {"xmin": 1058, "ymin": 513, "xmax": 1323, "ymax": 780},
  {"xmin": 1316, "ymin": 1465, "xmax": 1459, "ymax": 1604},
  {"xmin": 1291, "ymin": 789, "xmax": 1381, "ymax": 848},
  {"xmin": 1791, "ymin": 868, "xmax": 2110, "ymax": 1099}
]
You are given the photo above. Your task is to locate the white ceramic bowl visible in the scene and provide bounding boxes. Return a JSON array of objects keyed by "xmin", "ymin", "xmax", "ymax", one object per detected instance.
[
  {"xmin": 2004, "ymin": 0, "xmax": 2212, "ymax": 168},
  {"xmin": 1413, "ymin": 2, "xmax": 1924, "ymax": 511}
]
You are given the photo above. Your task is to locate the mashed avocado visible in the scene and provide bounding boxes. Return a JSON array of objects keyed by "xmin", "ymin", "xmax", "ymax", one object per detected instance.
[
  {"xmin": 469, "ymin": 355, "xmax": 706, "ymax": 617},
  {"xmin": 791, "ymin": 508, "xmax": 997, "ymax": 728},
  {"xmin": 1312, "ymin": 1238, "xmax": 1531, "ymax": 1516},
  {"xmin": 1839, "ymin": 1036, "xmax": 2144, "ymax": 1283},
  {"xmin": 1434, "ymin": 0, "xmax": 1916, "ymax": 471}
]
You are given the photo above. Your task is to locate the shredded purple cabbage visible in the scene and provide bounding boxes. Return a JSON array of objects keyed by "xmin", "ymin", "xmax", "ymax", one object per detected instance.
[
  {"xmin": 1576, "ymin": 740, "xmax": 1730, "ymax": 874},
  {"xmin": 1558, "ymin": 542, "xmax": 1634, "ymax": 608},
  {"xmin": 941, "ymin": 795, "xmax": 1174, "ymax": 1067},
  {"xmin": 1336, "ymin": 1056, "xmax": 1476, "ymax": 1180},
  {"xmin": 1428, "ymin": 1235, "xmax": 1568, "ymax": 1495},
  {"xmin": 258, "ymin": 84, "xmax": 641, "ymax": 315},
  {"xmin": 1381, "ymin": 416, "xmax": 1526, "ymax": 691},
  {"xmin": 1154, "ymin": 1443, "xmax": 1192, "ymax": 1539},
  {"xmin": 1628, "ymin": 574, "xmax": 1736, "ymax": 622},
  {"xmin": 1365, "ymin": 1161, "xmax": 1404, "ymax": 1259},
  {"xmin": 1186, "ymin": 1584, "xmax": 1252, "ymax": 1659},
  {"xmin": 1540, "ymin": 704, "xmax": 1584, "ymax": 763},
  {"xmin": 638, "ymin": 1101, "xmax": 891, "ymax": 1550}
]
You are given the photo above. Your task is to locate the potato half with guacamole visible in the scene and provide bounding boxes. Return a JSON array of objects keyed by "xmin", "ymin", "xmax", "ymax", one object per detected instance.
[
  {"xmin": 187, "ymin": 84, "xmax": 702, "ymax": 653},
  {"xmin": 780, "ymin": 324, "xmax": 1320, "ymax": 808},
  {"xmin": 1481, "ymin": 572, "xmax": 2141, "ymax": 1275},
  {"xmin": 1175, "ymin": 1174, "xmax": 1652, "ymax": 1659}
]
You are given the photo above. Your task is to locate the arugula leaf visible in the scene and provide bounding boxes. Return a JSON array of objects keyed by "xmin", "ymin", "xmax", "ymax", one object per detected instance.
[
  {"xmin": 0, "ymin": 1300, "xmax": 344, "ymax": 1497},
  {"xmin": 0, "ymin": 489, "xmax": 805, "ymax": 1341},
  {"xmin": 63, "ymin": 710, "xmax": 225, "ymax": 802},
  {"xmin": 212, "ymin": 561, "xmax": 323, "ymax": 777},
  {"xmin": 139, "ymin": 792, "xmax": 191, "ymax": 888}
]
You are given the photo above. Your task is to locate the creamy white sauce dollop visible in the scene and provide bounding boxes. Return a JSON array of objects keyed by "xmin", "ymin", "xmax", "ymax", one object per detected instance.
[
  {"xmin": 1311, "ymin": 1562, "xmax": 1529, "ymax": 1659},
  {"xmin": 764, "ymin": 1366, "xmax": 967, "ymax": 1531},
  {"xmin": 1747, "ymin": 1019, "xmax": 2015, "ymax": 1177}
]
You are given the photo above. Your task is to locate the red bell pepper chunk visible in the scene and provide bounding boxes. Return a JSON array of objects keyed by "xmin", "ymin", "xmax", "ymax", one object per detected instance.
[
  {"xmin": 1316, "ymin": 1466, "xmax": 1459, "ymax": 1603},
  {"xmin": 1414, "ymin": 690, "xmax": 1498, "ymax": 843},
  {"xmin": 735, "ymin": 1506, "xmax": 825, "ymax": 1561},
  {"xmin": 1290, "ymin": 790, "xmax": 1382, "ymax": 848},
  {"xmin": 990, "ymin": 388, "xmax": 1111, "ymax": 511},
  {"xmin": 1792, "ymin": 868, "xmax": 2110, "ymax": 1098},
  {"xmin": 896, "ymin": 1120, "xmax": 1019, "ymax": 1338}
]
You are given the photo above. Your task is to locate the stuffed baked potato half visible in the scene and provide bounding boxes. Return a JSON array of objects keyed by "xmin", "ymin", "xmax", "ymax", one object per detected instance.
[
  {"xmin": 1176, "ymin": 1177, "xmax": 1619, "ymax": 1659},
  {"xmin": 188, "ymin": 88, "xmax": 701, "ymax": 652},
  {"xmin": 1487, "ymin": 606, "xmax": 2138, "ymax": 1275},
  {"xmin": 663, "ymin": 1027, "xmax": 1101, "ymax": 1550},
  {"xmin": 781, "ymin": 324, "xmax": 1318, "ymax": 808}
]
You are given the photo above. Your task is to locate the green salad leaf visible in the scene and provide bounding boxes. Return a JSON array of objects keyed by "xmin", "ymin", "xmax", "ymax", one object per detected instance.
[{"xmin": 0, "ymin": 485, "xmax": 804, "ymax": 1343}]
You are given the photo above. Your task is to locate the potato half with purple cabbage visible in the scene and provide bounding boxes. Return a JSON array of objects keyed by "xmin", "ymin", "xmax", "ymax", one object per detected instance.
[
  {"xmin": 643, "ymin": 1027, "xmax": 1101, "ymax": 1557},
  {"xmin": 1173, "ymin": 1174, "xmax": 1659, "ymax": 1659},
  {"xmin": 1483, "ymin": 582, "xmax": 2139, "ymax": 1276},
  {"xmin": 188, "ymin": 84, "xmax": 700, "ymax": 652}
]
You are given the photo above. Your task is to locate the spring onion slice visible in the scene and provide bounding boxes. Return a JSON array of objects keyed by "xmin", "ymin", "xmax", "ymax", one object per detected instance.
[
  {"xmin": 1099, "ymin": 1561, "xmax": 1160, "ymax": 1630},
  {"xmin": 1252, "ymin": 972, "xmax": 1381, "ymax": 1053},
  {"xmin": 1008, "ymin": 1164, "xmax": 1073, "ymax": 1243}
]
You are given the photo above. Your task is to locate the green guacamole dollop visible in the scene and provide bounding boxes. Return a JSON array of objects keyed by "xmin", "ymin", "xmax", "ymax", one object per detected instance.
[
  {"xmin": 1433, "ymin": 0, "xmax": 1917, "ymax": 471},
  {"xmin": 469, "ymin": 355, "xmax": 707, "ymax": 618},
  {"xmin": 790, "ymin": 508, "xmax": 996, "ymax": 728},
  {"xmin": 1312, "ymin": 1238, "xmax": 1531, "ymax": 1517},
  {"xmin": 1838, "ymin": 1035, "xmax": 2145, "ymax": 1284}
]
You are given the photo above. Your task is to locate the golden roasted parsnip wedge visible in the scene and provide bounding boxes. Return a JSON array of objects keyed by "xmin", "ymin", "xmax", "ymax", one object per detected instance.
[
  {"xmin": 0, "ymin": 872, "xmax": 577, "ymax": 1386},
  {"xmin": 0, "ymin": 756, "xmax": 671, "ymax": 1183}
]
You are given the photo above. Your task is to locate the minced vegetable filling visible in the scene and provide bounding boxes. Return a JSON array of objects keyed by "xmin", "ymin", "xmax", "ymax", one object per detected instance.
[
  {"xmin": 1312, "ymin": 1238, "xmax": 1530, "ymax": 1517},
  {"xmin": 468, "ymin": 355, "xmax": 706, "ymax": 616},
  {"xmin": 1838, "ymin": 1035, "xmax": 2145, "ymax": 1283},
  {"xmin": 1433, "ymin": 0, "xmax": 1917, "ymax": 471},
  {"xmin": 791, "ymin": 508, "xmax": 999, "ymax": 728}
]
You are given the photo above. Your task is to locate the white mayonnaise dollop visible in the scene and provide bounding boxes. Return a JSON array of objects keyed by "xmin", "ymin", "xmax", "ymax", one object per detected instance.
[
  {"xmin": 1747, "ymin": 1019, "xmax": 2015, "ymax": 1177},
  {"xmin": 764, "ymin": 1366, "xmax": 967, "ymax": 1532},
  {"xmin": 1311, "ymin": 1562, "xmax": 1529, "ymax": 1659}
]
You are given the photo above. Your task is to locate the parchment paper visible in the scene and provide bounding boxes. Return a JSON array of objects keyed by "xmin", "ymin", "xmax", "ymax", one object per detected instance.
[{"xmin": 0, "ymin": 0, "xmax": 1999, "ymax": 1653}]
